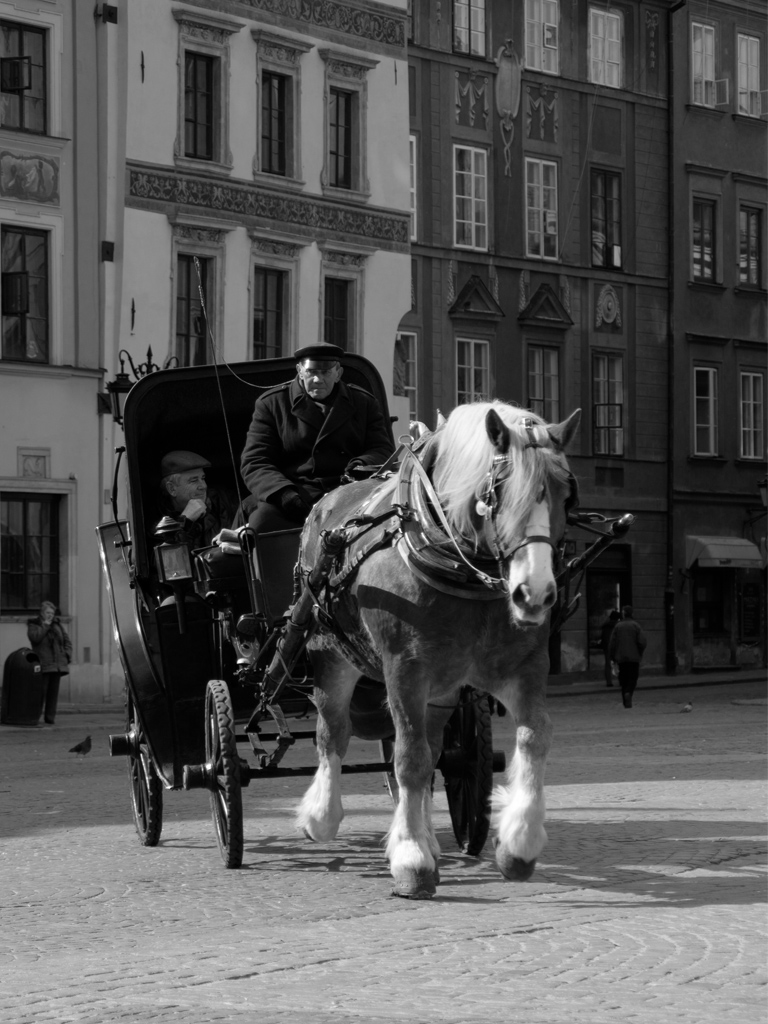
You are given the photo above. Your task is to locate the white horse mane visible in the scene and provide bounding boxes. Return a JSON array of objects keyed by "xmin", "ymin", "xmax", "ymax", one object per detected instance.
[{"xmin": 431, "ymin": 401, "xmax": 570, "ymax": 549}]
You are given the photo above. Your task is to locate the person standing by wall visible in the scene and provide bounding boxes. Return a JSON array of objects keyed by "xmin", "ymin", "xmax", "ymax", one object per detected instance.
[
  {"xmin": 27, "ymin": 601, "xmax": 72, "ymax": 725},
  {"xmin": 600, "ymin": 609, "xmax": 621, "ymax": 687},
  {"xmin": 608, "ymin": 605, "xmax": 647, "ymax": 709}
]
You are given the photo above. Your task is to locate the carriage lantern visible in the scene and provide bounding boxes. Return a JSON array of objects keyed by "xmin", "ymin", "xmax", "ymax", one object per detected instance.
[{"xmin": 154, "ymin": 515, "xmax": 195, "ymax": 632}]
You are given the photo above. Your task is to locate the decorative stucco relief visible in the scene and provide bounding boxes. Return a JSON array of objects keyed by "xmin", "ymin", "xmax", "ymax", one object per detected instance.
[
  {"xmin": 128, "ymin": 165, "xmax": 410, "ymax": 248},
  {"xmin": 231, "ymin": 0, "xmax": 405, "ymax": 49},
  {"xmin": 0, "ymin": 151, "xmax": 59, "ymax": 205}
]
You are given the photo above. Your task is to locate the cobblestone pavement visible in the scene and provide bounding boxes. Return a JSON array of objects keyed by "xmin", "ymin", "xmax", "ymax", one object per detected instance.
[{"xmin": 1, "ymin": 679, "xmax": 765, "ymax": 1024}]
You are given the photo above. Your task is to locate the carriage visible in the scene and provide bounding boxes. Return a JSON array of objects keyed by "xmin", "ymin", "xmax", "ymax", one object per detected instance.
[{"xmin": 98, "ymin": 353, "xmax": 633, "ymax": 897}]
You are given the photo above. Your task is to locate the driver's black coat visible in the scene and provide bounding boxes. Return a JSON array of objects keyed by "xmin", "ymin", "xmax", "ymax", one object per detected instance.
[{"xmin": 240, "ymin": 375, "xmax": 394, "ymax": 512}]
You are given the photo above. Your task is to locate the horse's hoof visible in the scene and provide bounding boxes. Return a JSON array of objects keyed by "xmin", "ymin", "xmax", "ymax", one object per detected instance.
[
  {"xmin": 302, "ymin": 827, "xmax": 316, "ymax": 843},
  {"xmin": 497, "ymin": 852, "xmax": 537, "ymax": 881},
  {"xmin": 391, "ymin": 869, "xmax": 437, "ymax": 899}
]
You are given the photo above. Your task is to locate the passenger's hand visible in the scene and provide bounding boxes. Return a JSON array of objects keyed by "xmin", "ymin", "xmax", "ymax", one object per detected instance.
[{"xmin": 181, "ymin": 498, "xmax": 207, "ymax": 522}]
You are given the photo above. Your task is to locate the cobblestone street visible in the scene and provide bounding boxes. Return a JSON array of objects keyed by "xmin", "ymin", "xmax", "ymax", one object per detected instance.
[{"xmin": 1, "ymin": 677, "xmax": 766, "ymax": 1024}]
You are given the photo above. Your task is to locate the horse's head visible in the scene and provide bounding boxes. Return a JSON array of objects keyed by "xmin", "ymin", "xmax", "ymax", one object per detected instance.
[{"xmin": 433, "ymin": 402, "xmax": 581, "ymax": 627}]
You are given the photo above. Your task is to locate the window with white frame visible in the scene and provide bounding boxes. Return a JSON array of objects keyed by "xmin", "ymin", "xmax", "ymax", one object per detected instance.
[
  {"xmin": 589, "ymin": 8, "xmax": 622, "ymax": 88},
  {"xmin": 453, "ymin": 0, "xmax": 486, "ymax": 57},
  {"xmin": 176, "ymin": 253, "xmax": 211, "ymax": 366},
  {"xmin": 409, "ymin": 135, "xmax": 418, "ymax": 241},
  {"xmin": 394, "ymin": 331, "xmax": 418, "ymax": 422},
  {"xmin": 457, "ymin": 338, "xmax": 489, "ymax": 404},
  {"xmin": 691, "ymin": 22, "xmax": 716, "ymax": 107},
  {"xmin": 252, "ymin": 266, "xmax": 287, "ymax": 360},
  {"xmin": 740, "ymin": 372, "xmax": 764, "ymax": 459},
  {"xmin": 173, "ymin": 10, "xmax": 241, "ymax": 173},
  {"xmin": 693, "ymin": 366, "xmax": 718, "ymax": 456},
  {"xmin": 454, "ymin": 145, "xmax": 488, "ymax": 250},
  {"xmin": 253, "ymin": 30, "xmax": 311, "ymax": 182},
  {"xmin": 320, "ymin": 50, "xmax": 377, "ymax": 197},
  {"xmin": 0, "ymin": 492, "xmax": 59, "ymax": 612},
  {"xmin": 0, "ymin": 19, "xmax": 46, "ymax": 134},
  {"xmin": 592, "ymin": 352, "xmax": 624, "ymax": 455},
  {"xmin": 1, "ymin": 224, "xmax": 49, "ymax": 363},
  {"xmin": 528, "ymin": 345, "xmax": 560, "ymax": 421},
  {"xmin": 737, "ymin": 34, "xmax": 761, "ymax": 116},
  {"xmin": 526, "ymin": 158, "xmax": 558, "ymax": 260},
  {"xmin": 525, "ymin": 0, "xmax": 559, "ymax": 74}
]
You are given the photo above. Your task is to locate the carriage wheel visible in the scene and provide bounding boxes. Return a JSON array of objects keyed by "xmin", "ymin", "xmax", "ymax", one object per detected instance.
[
  {"xmin": 440, "ymin": 692, "xmax": 494, "ymax": 856},
  {"xmin": 205, "ymin": 680, "xmax": 244, "ymax": 869},
  {"xmin": 126, "ymin": 693, "xmax": 163, "ymax": 847}
]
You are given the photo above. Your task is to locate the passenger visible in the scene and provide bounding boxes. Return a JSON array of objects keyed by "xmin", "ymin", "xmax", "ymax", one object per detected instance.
[
  {"xmin": 240, "ymin": 343, "xmax": 394, "ymax": 534},
  {"xmin": 157, "ymin": 450, "xmax": 233, "ymax": 548}
]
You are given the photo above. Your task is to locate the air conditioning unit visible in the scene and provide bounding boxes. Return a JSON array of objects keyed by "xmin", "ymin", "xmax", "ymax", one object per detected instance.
[{"xmin": 715, "ymin": 79, "xmax": 730, "ymax": 107}]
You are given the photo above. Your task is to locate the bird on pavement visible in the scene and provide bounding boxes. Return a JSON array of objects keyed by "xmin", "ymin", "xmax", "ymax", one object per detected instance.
[
  {"xmin": 679, "ymin": 701, "xmax": 693, "ymax": 714},
  {"xmin": 69, "ymin": 735, "xmax": 92, "ymax": 755}
]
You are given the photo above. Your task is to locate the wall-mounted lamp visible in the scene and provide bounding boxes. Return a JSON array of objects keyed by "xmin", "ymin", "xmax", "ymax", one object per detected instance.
[{"xmin": 98, "ymin": 347, "xmax": 178, "ymax": 426}]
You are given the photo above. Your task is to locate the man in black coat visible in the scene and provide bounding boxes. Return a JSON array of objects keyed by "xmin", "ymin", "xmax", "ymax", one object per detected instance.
[{"xmin": 240, "ymin": 344, "xmax": 394, "ymax": 534}]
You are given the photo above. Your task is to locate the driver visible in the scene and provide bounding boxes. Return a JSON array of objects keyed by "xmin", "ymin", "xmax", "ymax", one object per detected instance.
[{"xmin": 240, "ymin": 343, "xmax": 394, "ymax": 534}]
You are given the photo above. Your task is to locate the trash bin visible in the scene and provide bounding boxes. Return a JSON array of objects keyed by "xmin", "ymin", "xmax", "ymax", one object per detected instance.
[{"xmin": 0, "ymin": 648, "xmax": 44, "ymax": 726}]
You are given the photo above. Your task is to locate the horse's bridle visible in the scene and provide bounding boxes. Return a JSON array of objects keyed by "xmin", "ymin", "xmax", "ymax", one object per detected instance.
[{"xmin": 474, "ymin": 418, "xmax": 559, "ymax": 566}]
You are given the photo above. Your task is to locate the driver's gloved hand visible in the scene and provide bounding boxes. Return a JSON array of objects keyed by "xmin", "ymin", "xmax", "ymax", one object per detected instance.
[{"xmin": 279, "ymin": 488, "xmax": 313, "ymax": 523}]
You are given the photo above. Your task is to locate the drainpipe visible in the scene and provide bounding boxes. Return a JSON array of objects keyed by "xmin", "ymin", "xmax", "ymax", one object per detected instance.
[{"xmin": 665, "ymin": 0, "xmax": 686, "ymax": 674}]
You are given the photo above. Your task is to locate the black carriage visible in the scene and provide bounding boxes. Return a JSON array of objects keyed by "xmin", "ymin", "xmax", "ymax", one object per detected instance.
[{"xmin": 98, "ymin": 355, "xmax": 511, "ymax": 865}]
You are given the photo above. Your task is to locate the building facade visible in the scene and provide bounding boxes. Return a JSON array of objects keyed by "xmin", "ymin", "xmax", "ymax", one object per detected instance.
[
  {"xmin": 401, "ymin": 0, "xmax": 673, "ymax": 675},
  {"xmin": 669, "ymin": 0, "xmax": 767, "ymax": 671},
  {"xmin": 0, "ymin": 0, "xmax": 412, "ymax": 704},
  {"xmin": 0, "ymin": 1, "xmax": 106, "ymax": 700}
]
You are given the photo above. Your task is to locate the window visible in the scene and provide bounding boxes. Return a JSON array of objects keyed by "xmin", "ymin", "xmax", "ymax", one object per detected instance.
[
  {"xmin": 454, "ymin": 0, "xmax": 486, "ymax": 57},
  {"xmin": 409, "ymin": 135, "xmax": 418, "ymax": 241},
  {"xmin": 457, "ymin": 338, "xmax": 489, "ymax": 404},
  {"xmin": 176, "ymin": 254, "xmax": 210, "ymax": 366},
  {"xmin": 740, "ymin": 372, "xmax": 764, "ymax": 459},
  {"xmin": 737, "ymin": 34, "xmax": 760, "ymax": 116},
  {"xmin": 528, "ymin": 346, "xmax": 559, "ymax": 421},
  {"xmin": 0, "ymin": 493, "xmax": 59, "ymax": 613},
  {"xmin": 739, "ymin": 207, "xmax": 761, "ymax": 286},
  {"xmin": 691, "ymin": 23, "xmax": 715, "ymax": 107},
  {"xmin": 394, "ymin": 331, "xmax": 418, "ymax": 422},
  {"xmin": 173, "ymin": 11, "xmax": 239, "ymax": 173},
  {"xmin": 329, "ymin": 87, "xmax": 352, "ymax": 189},
  {"xmin": 526, "ymin": 158, "xmax": 558, "ymax": 260},
  {"xmin": 590, "ymin": 8, "xmax": 622, "ymax": 88},
  {"xmin": 324, "ymin": 277, "xmax": 350, "ymax": 348},
  {"xmin": 693, "ymin": 366, "xmax": 718, "ymax": 455},
  {"xmin": 0, "ymin": 20, "xmax": 46, "ymax": 134},
  {"xmin": 261, "ymin": 72, "xmax": 286, "ymax": 175},
  {"xmin": 525, "ymin": 0, "xmax": 559, "ymax": 74},
  {"xmin": 184, "ymin": 53, "xmax": 215, "ymax": 160},
  {"xmin": 1, "ymin": 225, "xmax": 48, "ymax": 363},
  {"xmin": 593, "ymin": 353, "xmax": 624, "ymax": 455},
  {"xmin": 320, "ymin": 50, "xmax": 376, "ymax": 196},
  {"xmin": 454, "ymin": 145, "xmax": 488, "ymax": 250},
  {"xmin": 591, "ymin": 169, "xmax": 622, "ymax": 268},
  {"xmin": 253, "ymin": 267, "xmax": 285, "ymax": 360},
  {"xmin": 692, "ymin": 199, "xmax": 716, "ymax": 281}
]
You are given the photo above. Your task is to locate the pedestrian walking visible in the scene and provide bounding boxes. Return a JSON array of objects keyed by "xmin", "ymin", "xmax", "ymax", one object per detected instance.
[
  {"xmin": 608, "ymin": 605, "xmax": 647, "ymax": 709},
  {"xmin": 599, "ymin": 609, "xmax": 621, "ymax": 687},
  {"xmin": 26, "ymin": 601, "xmax": 72, "ymax": 725}
]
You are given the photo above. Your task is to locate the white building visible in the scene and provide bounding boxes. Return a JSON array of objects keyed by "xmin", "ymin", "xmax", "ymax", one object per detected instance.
[{"xmin": 0, "ymin": 0, "xmax": 411, "ymax": 704}]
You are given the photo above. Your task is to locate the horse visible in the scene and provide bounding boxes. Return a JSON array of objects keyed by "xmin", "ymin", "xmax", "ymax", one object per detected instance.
[{"xmin": 295, "ymin": 400, "xmax": 581, "ymax": 898}]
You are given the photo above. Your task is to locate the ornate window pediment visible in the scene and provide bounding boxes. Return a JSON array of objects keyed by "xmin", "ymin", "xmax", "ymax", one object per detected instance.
[
  {"xmin": 517, "ymin": 282, "xmax": 572, "ymax": 328},
  {"xmin": 449, "ymin": 274, "xmax": 504, "ymax": 321}
]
